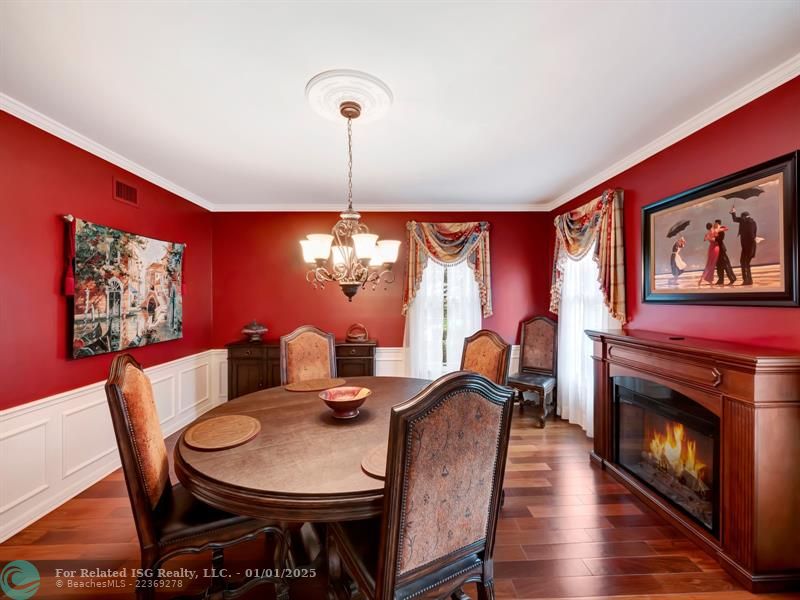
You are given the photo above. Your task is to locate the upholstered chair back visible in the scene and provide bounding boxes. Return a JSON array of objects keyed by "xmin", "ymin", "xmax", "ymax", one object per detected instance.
[
  {"xmin": 280, "ymin": 325, "xmax": 337, "ymax": 385},
  {"xmin": 376, "ymin": 372, "xmax": 514, "ymax": 596},
  {"xmin": 520, "ymin": 317, "xmax": 557, "ymax": 376},
  {"xmin": 460, "ymin": 329, "xmax": 511, "ymax": 385},
  {"xmin": 105, "ymin": 354, "xmax": 170, "ymax": 549}
]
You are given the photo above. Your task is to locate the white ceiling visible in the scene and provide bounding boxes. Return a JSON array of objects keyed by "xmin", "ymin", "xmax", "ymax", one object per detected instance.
[{"xmin": 2, "ymin": 1, "xmax": 799, "ymax": 212}]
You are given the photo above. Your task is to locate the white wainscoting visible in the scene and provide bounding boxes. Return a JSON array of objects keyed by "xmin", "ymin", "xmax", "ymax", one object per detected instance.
[
  {"xmin": 0, "ymin": 344, "xmax": 519, "ymax": 542},
  {"xmin": 373, "ymin": 345, "xmax": 521, "ymax": 377},
  {"xmin": 0, "ymin": 350, "xmax": 228, "ymax": 543}
]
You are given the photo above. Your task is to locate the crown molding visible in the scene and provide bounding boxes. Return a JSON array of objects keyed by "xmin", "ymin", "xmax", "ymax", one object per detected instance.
[
  {"xmin": 4, "ymin": 51, "xmax": 798, "ymax": 214},
  {"xmin": 213, "ymin": 202, "xmax": 549, "ymax": 212},
  {"xmin": 541, "ymin": 51, "xmax": 800, "ymax": 213},
  {"xmin": 0, "ymin": 93, "xmax": 216, "ymax": 211}
]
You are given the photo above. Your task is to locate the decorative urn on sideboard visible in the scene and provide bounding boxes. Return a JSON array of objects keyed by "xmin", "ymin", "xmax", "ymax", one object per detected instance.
[{"xmin": 241, "ymin": 320, "xmax": 268, "ymax": 342}]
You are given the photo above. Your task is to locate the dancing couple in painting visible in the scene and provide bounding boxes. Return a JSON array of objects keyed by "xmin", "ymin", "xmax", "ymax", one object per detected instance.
[
  {"xmin": 647, "ymin": 155, "xmax": 795, "ymax": 302},
  {"xmin": 697, "ymin": 217, "xmax": 734, "ymax": 287},
  {"xmin": 669, "ymin": 208, "xmax": 759, "ymax": 287}
]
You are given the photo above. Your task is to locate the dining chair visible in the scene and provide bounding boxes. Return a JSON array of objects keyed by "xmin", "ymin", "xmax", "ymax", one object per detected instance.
[
  {"xmin": 460, "ymin": 329, "xmax": 511, "ymax": 385},
  {"xmin": 327, "ymin": 371, "xmax": 515, "ymax": 600},
  {"xmin": 507, "ymin": 316, "xmax": 557, "ymax": 428},
  {"xmin": 105, "ymin": 354, "xmax": 289, "ymax": 600},
  {"xmin": 279, "ymin": 324, "xmax": 337, "ymax": 385}
]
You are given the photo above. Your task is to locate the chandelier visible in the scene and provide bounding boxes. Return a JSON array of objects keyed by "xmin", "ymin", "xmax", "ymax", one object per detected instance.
[{"xmin": 301, "ymin": 73, "xmax": 400, "ymax": 301}]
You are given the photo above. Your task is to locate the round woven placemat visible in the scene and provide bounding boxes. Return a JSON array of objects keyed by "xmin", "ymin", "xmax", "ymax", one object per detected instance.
[
  {"xmin": 184, "ymin": 415, "xmax": 261, "ymax": 451},
  {"xmin": 285, "ymin": 377, "xmax": 346, "ymax": 392},
  {"xmin": 361, "ymin": 443, "xmax": 388, "ymax": 480}
]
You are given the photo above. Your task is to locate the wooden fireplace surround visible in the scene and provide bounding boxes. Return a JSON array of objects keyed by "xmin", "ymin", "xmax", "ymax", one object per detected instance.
[{"xmin": 586, "ymin": 329, "xmax": 800, "ymax": 593}]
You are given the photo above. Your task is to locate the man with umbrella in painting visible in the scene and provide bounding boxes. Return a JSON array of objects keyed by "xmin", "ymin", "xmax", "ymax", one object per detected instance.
[
  {"xmin": 731, "ymin": 208, "xmax": 758, "ymax": 285},
  {"xmin": 727, "ymin": 186, "xmax": 763, "ymax": 286}
]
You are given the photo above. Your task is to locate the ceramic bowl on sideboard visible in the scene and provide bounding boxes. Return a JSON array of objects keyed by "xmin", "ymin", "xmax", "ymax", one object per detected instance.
[{"xmin": 319, "ymin": 386, "xmax": 371, "ymax": 419}]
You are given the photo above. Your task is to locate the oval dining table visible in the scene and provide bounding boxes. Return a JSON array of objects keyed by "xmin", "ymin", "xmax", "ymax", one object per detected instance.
[{"xmin": 174, "ymin": 376, "xmax": 430, "ymax": 523}]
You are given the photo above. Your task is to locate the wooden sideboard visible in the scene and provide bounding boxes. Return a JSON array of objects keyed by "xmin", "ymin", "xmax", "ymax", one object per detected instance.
[
  {"xmin": 226, "ymin": 339, "xmax": 377, "ymax": 400},
  {"xmin": 586, "ymin": 329, "xmax": 800, "ymax": 593}
]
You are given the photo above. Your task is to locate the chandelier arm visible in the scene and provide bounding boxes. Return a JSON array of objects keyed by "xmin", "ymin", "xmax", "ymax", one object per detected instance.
[{"xmin": 313, "ymin": 268, "xmax": 335, "ymax": 283}]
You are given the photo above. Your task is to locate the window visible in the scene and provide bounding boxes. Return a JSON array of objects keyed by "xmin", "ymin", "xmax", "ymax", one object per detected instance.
[
  {"xmin": 556, "ymin": 243, "xmax": 619, "ymax": 437},
  {"xmin": 405, "ymin": 260, "xmax": 482, "ymax": 379}
]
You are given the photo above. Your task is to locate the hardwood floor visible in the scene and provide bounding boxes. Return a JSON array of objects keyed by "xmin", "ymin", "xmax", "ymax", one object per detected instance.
[{"xmin": 2, "ymin": 411, "xmax": 797, "ymax": 599}]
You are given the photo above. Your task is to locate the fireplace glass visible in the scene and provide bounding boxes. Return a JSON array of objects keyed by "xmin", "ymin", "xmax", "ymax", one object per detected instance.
[{"xmin": 613, "ymin": 377, "xmax": 719, "ymax": 534}]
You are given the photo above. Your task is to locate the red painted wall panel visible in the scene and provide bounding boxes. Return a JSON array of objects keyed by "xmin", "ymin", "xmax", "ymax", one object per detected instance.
[
  {"xmin": 211, "ymin": 211, "xmax": 551, "ymax": 347},
  {"xmin": 0, "ymin": 112, "xmax": 214, "ymax": 409},
  {"xmin": 546, "ymin": 76, "xmax": 800, "ymax": 349}
]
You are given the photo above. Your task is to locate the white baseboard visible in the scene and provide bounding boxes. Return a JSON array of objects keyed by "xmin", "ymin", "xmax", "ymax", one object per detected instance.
[{"xmin": 0, "ymin": 344, "xmax": 519, "ymax": 542}]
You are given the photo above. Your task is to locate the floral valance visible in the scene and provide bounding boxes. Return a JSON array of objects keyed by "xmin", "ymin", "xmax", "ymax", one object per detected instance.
[
  {"xmin": 549, "ymin": 189, "xmax": 627, "ymax": 323},
  {"xmin": 402, "ymin": 221, "xmax": 493, "ymax": 318}
]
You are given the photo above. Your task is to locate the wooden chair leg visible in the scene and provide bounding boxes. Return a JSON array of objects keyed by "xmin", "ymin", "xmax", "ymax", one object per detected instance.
[
  {"xmin": 135, "ymin": 557, "xmax": 157, "ymax": 600},
  {"xmin": 519, "ymin": 389, "xmax": 529, "ymax": 414},
  {"xmin": 477, "ymin": 579, "xmax": 495, "ymax": 600},
  {"xmin": 535, "ymin": 389, "xmax": 545, "ymax": 428},
  {"xmin": 326, "ymin": 531, "xmax": 350, "ymax": 600},
  {"xmin": 545, "ymin": 389, "xmax": 554, "ymax": 421},
  {"xmin": 270, "ymin": 528, "xmax": 291, "ymax": 600},
  {"xmin": 207, "ymin": 548, "xmax": 226, "ymax": 599}
]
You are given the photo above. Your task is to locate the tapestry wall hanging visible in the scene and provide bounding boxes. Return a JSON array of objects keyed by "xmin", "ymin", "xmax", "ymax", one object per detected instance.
[
  {"xmin": 642, "ymin": 151, "xmax": 798, "ymax": 306},
  {"xmin": 69, "ymin": 218, "xmax": 185, "ymax": 358}
]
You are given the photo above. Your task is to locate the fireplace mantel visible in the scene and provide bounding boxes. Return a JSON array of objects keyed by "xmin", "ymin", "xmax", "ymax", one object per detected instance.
[{"xmin": 586, "ymin": 328, "xmax": 800, "ymax": 593}]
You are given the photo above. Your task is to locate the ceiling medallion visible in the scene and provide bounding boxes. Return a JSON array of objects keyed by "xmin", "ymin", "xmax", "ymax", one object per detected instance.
[
  {"xmin": 305, "ymin": 69, "xmax": 393, "ymax": 123},
  {"xmin": 300, "ymin": 70, "xmax": 400, "ymax": 301}
]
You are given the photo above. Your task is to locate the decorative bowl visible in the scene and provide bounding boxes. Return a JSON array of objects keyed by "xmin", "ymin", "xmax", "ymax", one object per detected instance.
[
  {"xmin": 241, "ymin": 320, "xmax": 268, "ymax": 342},
  {"xmin": 319, "ymin": 386, "xmax": 371, "ymax": 419},
  {"xmin": 345, "ymin": 322, "xmax": 369, "ymax": 342}
]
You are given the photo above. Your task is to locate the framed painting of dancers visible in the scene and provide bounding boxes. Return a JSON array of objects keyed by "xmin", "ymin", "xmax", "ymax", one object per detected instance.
[{"xmin": 642, "ymin": 151, "xmax": 798, "ymax": 306}]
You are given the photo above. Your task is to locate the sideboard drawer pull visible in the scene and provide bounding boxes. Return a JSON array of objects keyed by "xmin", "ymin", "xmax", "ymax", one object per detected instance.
[{"xmin": 337, "ymin": 344, "xmax": 373, "ymax": 357}]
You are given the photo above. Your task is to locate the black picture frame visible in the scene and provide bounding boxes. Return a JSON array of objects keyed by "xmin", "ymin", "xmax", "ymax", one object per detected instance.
[{"xmin": 642, "ymin": 151, "xmax": 798, "ymax": 306}]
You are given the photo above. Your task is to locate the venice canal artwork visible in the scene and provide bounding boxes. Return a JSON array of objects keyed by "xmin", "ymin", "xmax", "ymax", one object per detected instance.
[
  {"xmin": 650, "ymin": 173, "xmax": 784, "ymax": 293},
  {"xmin": 72, "ymin": 219, "xmax": 184, "ymax": 358}
]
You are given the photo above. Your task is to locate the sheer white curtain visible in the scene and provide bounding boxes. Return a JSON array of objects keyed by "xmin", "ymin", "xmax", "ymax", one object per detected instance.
[
  {"xmin": 405, "ymin": 261, "xmax": 482, "ymax": 379},
  {"xmin": 556, "ymin": 244, "xmax": 619, "ymax": 437}
]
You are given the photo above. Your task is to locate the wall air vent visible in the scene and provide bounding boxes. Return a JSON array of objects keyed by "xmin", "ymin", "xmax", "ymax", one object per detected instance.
[{"xmin": 113, "ymin": 177, "xmax": 139, "ymax": 206}]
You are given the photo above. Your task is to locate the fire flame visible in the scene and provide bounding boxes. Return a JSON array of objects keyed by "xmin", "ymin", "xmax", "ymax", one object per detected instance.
[{"xmin": 648, "ymin": 422, "xmax": 706, "ymax": 481}]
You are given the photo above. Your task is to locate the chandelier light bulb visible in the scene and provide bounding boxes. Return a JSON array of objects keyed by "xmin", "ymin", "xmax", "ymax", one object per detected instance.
[
  {"xmin": 299, "ymin": 239, "xmax": 317, "ymax": 264},
  {"xmin": 377, "ymin": 239, "xmax": 401, "ymax": 264},
  {"xmin": 352, "ymin": 233, "xmax": 378, "ymax": 260},
  {"xmin": 306, "ymin": 234, "xmax": 334, "ymax": 260}
]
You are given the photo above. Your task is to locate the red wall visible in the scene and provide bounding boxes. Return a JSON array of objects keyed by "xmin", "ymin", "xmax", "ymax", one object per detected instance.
[
  {"xmin": 4, "ymin": 74, "xmax": 796, "ymax": 409},
  {"xmin": 212, "ymin": 212, "xmax": 551, "ymax": 347},
  {"xmin": 0, "ymin": 112, "xmax": 215, "ymax": 409},
  {"xmin": 547, "ymin": 76, "xmax": 800, "ymax": 350}
]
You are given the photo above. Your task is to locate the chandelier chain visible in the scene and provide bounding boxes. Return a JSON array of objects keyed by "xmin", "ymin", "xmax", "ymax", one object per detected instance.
[{"xmin": 346, "ymin": 117, "xmax": 353, "ymax": 211}]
